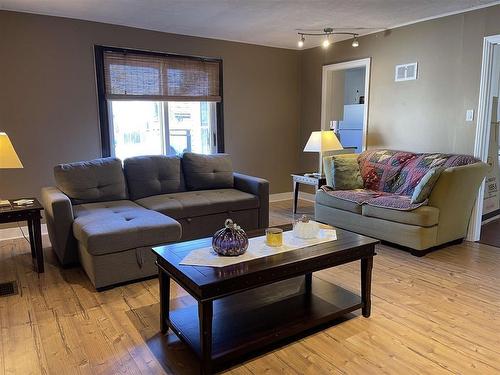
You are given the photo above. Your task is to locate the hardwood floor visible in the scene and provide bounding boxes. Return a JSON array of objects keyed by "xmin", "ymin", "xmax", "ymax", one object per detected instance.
[{"xmin": 1, "ymin": 199, "xmax": 500, "ymax": 374}]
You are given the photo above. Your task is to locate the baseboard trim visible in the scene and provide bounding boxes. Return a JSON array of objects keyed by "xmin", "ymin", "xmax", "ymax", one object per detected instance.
[
  {"xmin": 269, "ymin": 192, "xmax": 315, "ymax": 203},
  {"xmin": 0, "ymin": 224, "xmax": 48, "ymax": 241}
]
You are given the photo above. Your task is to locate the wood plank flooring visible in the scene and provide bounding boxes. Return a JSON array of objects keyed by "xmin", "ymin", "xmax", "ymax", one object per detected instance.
[{"xmin": 1, "ymin": 199, "xmax": 499, "ymax": 374}]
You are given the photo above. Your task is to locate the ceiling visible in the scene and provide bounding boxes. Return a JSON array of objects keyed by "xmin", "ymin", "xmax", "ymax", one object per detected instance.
[{"xmin": 1, "ymin": 0, "xmax": 499, "ymax": 49}]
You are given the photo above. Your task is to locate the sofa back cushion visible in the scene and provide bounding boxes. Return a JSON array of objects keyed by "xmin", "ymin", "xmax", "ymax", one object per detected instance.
[
  {"xmin": 54, "ymin": 157, "xmax": 127, "ymax": 204},
  {"xmin": 324, "ymin": 154, "xmax": 363, "ymax": 190},
  {"xmin": 392, "ymin": 153, "xmax": 480, "ymax": 196},
  {"xmin": 358, "ymin": 150, "xmax": 416, "ymax": 192},
  {"xmin": 124, "ymin": 155, "xmax": 186, "ymax": 200},
  {"xmin": 182, "ymin": 153, "xmax": 233, "ymax": 191}
]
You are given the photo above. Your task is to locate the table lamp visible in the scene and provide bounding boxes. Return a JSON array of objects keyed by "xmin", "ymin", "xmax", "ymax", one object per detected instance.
[
  {"xmin": 303, "ymin": 130, "xmax": 343, "ymax": 176},
  {"xmin": 0, "ymin": 132, "xmax": 23, "ymax": 207}
]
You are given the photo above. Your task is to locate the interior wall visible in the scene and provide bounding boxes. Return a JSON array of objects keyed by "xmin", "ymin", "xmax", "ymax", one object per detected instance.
[
  {"xmin": 299, "ymin": 5, "xmax": 500, "ymax": 172},
  {"xmin": 0, "ymin": 10, "xmax": 301, "ymax": 200},
  {"xmin": 344, "ymin": 68, "xmax": 366, "ymax": 105}
]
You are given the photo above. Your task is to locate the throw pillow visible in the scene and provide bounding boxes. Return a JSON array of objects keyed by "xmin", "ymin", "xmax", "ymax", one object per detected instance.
[
  {"xmin": 410, "ymin": 167, "xmax": 445, "ymax": 204},
  {"xmin": 331, "ymin": 156, "xmax": 364, "ymax": 190}
]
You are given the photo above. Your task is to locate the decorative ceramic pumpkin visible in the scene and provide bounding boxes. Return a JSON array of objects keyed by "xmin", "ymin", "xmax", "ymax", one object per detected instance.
[{"xmin": 212, "ymin": 219, "xmax": 249, "ymax": 256}]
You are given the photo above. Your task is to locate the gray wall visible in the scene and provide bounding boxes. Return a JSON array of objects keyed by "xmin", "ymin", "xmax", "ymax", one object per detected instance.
[
  {"xmin": 0, "ymin": 10, "xmax": 301, "ymax": 199},
  {"xmin": 299, "ymin": 5, "xmax": 500, "ymax": 172}
]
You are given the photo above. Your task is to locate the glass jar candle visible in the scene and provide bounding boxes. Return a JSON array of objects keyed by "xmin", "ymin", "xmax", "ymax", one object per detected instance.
[{"xmin": 265, "ymin": 227, "xmax": 283, "ymax": 247}]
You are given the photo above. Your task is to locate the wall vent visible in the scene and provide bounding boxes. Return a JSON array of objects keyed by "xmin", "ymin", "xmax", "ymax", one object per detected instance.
[
  {"xmin": 395, "ymin": 62, "xmax": 418, "ymax": 82},
  {"xmin": 0, "ymin": 281, "xmax": 18, "ymax": 297}
]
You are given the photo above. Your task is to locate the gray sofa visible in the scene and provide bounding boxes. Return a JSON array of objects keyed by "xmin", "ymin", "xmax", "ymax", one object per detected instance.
[{"xmin": 41, "ymin": 153, "xmax": 269, "ymax": 289}]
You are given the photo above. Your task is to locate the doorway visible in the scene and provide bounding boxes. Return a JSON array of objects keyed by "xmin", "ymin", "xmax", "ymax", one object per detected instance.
[
  {"xmin": 470, "ymin": 35, "xmax": 500, "ymax": 242},
  {"xmin": 321, "ymin": 58, "xmax": 371, "ymax": 153}
]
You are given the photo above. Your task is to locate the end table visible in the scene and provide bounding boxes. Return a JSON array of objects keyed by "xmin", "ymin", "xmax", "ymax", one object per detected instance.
[
  {"xmin": 291, "ymin": 174, "xmax": 326, "ymax": 214},
  {"xmin": 0, "ymin": 199, "xmax": 44, "ymax": 273}
]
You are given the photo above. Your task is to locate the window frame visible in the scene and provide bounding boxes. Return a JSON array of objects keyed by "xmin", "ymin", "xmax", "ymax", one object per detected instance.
[{"xmin": 94, "ymin": 45, "xmax": 225, "ymax": 158}]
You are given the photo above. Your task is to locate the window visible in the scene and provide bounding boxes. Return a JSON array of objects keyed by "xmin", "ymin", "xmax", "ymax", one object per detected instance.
[{"xmin": 95, "ymin": 46, "xmax": 223, "ymax": 159}]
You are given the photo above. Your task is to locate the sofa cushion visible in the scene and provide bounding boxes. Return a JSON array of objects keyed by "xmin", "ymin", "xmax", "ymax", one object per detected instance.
[
  {"xmin": 54, "ymin": 157, "xmax": 127, "ymax": 204},
  {"xmin": 362, "ymin": 204, "xmax": 439, "ymax": 227},
  {"xmin": 327, "ymin": 154, "xmax": 364, "ymax": 190},
  {"xmin": 315, "ymin": 189, "xmax": 363, "ymax": 214},
  {"xmin": 73, "ymin": 200, "xmax": 181, "ymax": 256},
  {"xmin": 182, "ymin": 153, "xmax": 233, "ymax": 190},
  {"xmin": 358, "ymin": 150, "xmax": 416, "ymax": 192},
  {"xmin": 411, "ymin": 167, "xmax": 445, "ymax": 204},
  {"xmin": 124, "ymin": 155, "xmax": 185, "ymax": 200},
  {"xmin": 365, "ymin": 194, "xmax": 428, "ymax": 211},
  {"xmin": 135, "ymin": 189, "xmax": 259, "ymax": 219},
  {"xmin": 318, "ymin": 187, "xmax": 427, "ymax": 212}
]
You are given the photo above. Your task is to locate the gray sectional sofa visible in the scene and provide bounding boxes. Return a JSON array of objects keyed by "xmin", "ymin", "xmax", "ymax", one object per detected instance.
[{"xmin": 41, "ymin": 153, "xmax": 269, "ymax": 289}]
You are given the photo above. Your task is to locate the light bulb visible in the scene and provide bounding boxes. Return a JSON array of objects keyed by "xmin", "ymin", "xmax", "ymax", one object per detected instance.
[
  {"xmin": 352, "ymin": 37, "xmax": 359, "ymax": 48},
  {"xmin": 298, "ymin": 36, "xmax": 305, "ymax": 48},
  {"xmin": 322, "ymin": 38, "xmax": 330, "ymax": 48}
]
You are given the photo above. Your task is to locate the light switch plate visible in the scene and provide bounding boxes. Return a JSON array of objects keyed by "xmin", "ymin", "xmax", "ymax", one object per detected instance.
[{"xmin": 466, "ymin": 109, "xmax": 474, "ymax": 122}]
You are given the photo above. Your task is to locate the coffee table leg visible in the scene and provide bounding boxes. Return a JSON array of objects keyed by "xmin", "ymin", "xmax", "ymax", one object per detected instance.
[
  {"xmin": 199, "ymin": 300, "xmax": 213, "ymax": 374},
  {"xmin": 361, "ymin": 256, "xmax": 373, "ymax": 317},
  {"xmin": 159, "ymin": 270, "xmax": 170, "ymax": 334},
  {"xmin": 305, "ymin": 272, "xmax": 312, "ymax": 293}
]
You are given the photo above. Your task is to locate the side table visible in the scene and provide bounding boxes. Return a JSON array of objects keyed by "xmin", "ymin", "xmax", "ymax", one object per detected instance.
[
  {"xmin": 0, "ymin": 199, "xmax": 44, "ymax": 273},
  {"xmin": 291, "ymin": 174, "xmax": 326, "ymax": 214}
]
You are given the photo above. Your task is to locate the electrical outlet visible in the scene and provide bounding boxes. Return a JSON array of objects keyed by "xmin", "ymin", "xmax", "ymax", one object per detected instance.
[{"xmin": 466, "ymin": 109, "xmax": 474, "ymax": 122}]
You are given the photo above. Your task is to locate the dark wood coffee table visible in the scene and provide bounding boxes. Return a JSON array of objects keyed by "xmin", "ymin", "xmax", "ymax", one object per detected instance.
[{"xmin": 152, "ymin": 225, "xmax": 378, "ymax": 374}]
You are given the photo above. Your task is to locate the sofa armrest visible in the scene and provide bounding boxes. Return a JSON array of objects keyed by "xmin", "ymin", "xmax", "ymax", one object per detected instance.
[
  {"xmin": 428, "ymin": 162, "xmax": 489, "ymax": 244},
  {"xmin": 41, "ymin": 187, "xmax": 78, "ymax": 266},
  {"xmin": 233, "ymin": 173, "xmax": 269, "ymax": 228}
]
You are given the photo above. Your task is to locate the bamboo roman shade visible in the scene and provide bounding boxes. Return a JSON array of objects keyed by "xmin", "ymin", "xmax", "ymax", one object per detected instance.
[{"xmin": 103, "ymin": 51, "xmax": 221, "ymax": 102}]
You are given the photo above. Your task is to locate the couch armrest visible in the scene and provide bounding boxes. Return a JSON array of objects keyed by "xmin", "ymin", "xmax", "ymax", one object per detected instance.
[
  {"xmin": 41, "ymin": 187, "xmax": 78, "ymax": 266},
  {"xmin": 428, "ymin": 162, "xmax": 489, "ymax": 244},
  {"xmin": 233, "ymin": 173, "xmax": 269, "ymax": 228}
]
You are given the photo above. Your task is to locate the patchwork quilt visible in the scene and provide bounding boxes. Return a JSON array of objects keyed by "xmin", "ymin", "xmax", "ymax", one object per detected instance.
[{"xmin": 320, "ymin": 186, "xmax": 427, "ymax": 211}]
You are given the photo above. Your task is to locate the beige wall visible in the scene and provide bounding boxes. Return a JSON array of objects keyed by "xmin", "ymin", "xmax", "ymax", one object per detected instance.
[
  {"xmin": 2, "ymin": 5, "xmax": 500, "ymax": 200},
  {"xmin": 0, "ymin": 10, "xmax": 300, "ymax": 199},
  {"xmin": 299, "ymin": 5, "xmax": 500, "ymax": 172}
]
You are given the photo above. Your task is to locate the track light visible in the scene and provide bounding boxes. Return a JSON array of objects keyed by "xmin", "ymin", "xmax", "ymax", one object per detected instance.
[
  {"xmin": 322, "ymin": 36, "xmax": 330, "ymax": 48},
  {"xmin": 298, "ymin": 35, "xmax": 305, "ymax": 48},
  {"xmin": 295, "ymin": 27, "xmax": 362, "ymax": 50}
]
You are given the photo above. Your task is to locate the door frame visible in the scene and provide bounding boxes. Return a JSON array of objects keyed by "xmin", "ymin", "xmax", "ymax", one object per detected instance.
[
  {"xmin": 321, "ymin": 58, "xmax": 371, "ymax": 151},
  {"xmin": 469, "ymin": 34, "xmax": 500, "ymax": 241}
]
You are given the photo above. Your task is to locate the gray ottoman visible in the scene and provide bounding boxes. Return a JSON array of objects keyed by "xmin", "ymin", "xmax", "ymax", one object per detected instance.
[{"xmin": 73, "ymin": 200, "xmax": 181, "ymax": 289}]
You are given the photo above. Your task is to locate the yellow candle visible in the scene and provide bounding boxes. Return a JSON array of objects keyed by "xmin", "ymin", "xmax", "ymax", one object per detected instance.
[{"xmin": 266, "ymin": 228, "xmax": 283, "ymax": 247}]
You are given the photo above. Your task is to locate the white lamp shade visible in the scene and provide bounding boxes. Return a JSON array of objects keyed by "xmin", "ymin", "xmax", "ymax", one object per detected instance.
[
  {"xmin": 0, "ymin": 132, "xmax": 23, "ymax": 169},
  {"xmin": 303, "ymin": 131, "xmax": 343, "ymax": 153}
]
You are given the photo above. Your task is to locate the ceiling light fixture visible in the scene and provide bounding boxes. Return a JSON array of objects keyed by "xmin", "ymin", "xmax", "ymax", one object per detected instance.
[
  {"xmin": 295, "ymin": 28, "xmax": 360, "ymax": 49},
  {"xmin": 322, "ymin": 36, "xmax": 330, "ymax": 48},
  {"xmin": 298, "ymin": 35, "xmax": 305, "ymax": 48}
]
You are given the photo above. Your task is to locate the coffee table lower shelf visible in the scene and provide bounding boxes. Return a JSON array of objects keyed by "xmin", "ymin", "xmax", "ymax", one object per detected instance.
[{"xmin": 166, "ymin": 276, "xmax": 363, "ymax": 370}]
